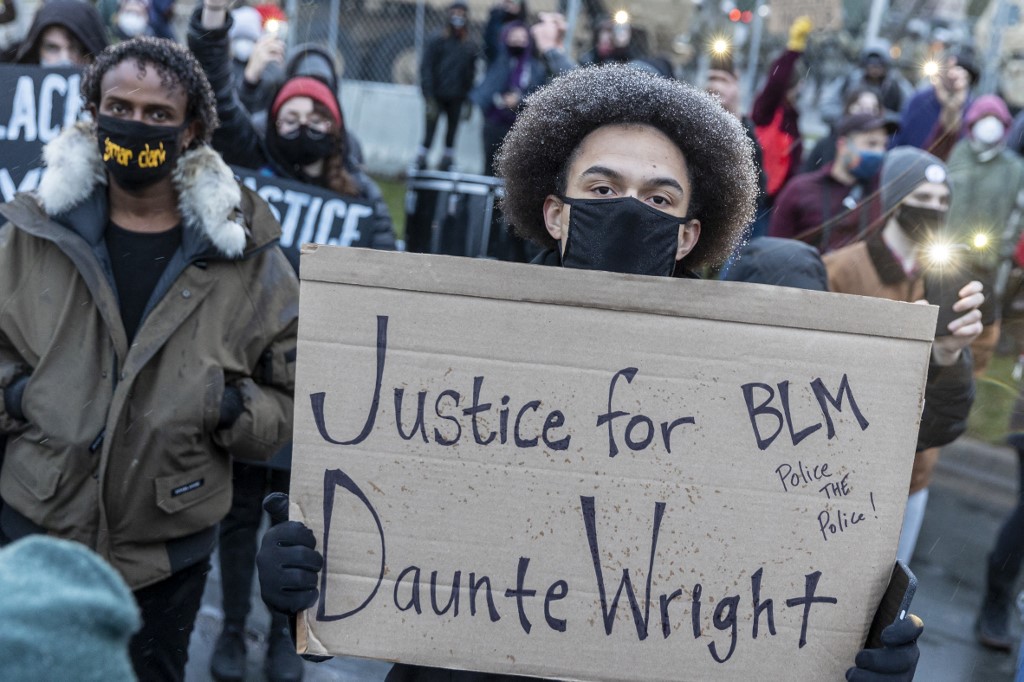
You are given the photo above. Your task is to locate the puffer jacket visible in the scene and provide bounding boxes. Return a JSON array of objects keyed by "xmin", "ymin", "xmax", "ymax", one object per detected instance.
[
  {"xmin": 187, "ymin": 7, "xmax": 396, "ymax": 252},
  {"xmin": 0, "ymin": 122, "xmax": 298, "ymax": 590}
]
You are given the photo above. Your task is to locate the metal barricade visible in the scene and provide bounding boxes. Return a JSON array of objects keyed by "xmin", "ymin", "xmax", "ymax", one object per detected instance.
[{"xmin": 404, "ymin": 169, "xmax": 536, "ymax": 261}]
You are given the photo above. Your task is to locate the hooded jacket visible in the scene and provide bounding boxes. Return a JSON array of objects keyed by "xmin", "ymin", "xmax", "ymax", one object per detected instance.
[
  {"xmin": 0, "ymin": 122, "xmax": 298, "ymax": 589},
  {"xmin": 187, "ymin": 8, "xmax": 396, "ymax": 252},
  {"xmin": 946, "ymin": 138, "xmax": 1024, "ymax": 272},
  {"xmin": 15, "ymin": 0, "xmax": 108, "ymax": 64}
]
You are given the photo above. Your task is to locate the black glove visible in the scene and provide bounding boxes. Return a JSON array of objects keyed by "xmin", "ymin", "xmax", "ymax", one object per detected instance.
[
  {"xmin": 846, "ymin": 614, "xmax": 923, "ymax": 681},
  {"xmin": 257, "ymin": 492, "xmax": 325, "ymax": 615},
  {"xmin": 3, "ymin": 374, "xmax": 29, "ymax": 422},
  {"xmin": 216, "ymin": 384, "xmax": 244, "ymax": 430}
]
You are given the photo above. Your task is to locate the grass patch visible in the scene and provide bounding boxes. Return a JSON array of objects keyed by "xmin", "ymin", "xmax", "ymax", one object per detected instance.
[
  {"xmin": 373, "ymin": 176, "xmax": 406, "ymax": 242},
  {"xmin": 968, "ymin": 354, "xmax": 1020, "ymax": 445}
]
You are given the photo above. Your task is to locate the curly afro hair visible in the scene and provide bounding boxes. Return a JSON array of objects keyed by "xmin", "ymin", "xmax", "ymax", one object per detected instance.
[
  {"xmin": 496, "ymin": 64, "xmax": 758, "ymax": 268},
  {"xmin": 81, "ymin": 37, "xmax": 218, "ymax": 148}
]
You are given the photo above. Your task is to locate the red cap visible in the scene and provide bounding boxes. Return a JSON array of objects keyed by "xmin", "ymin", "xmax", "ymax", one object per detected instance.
[{"xmin": 270, "ymin": 77, "xmax": 342, "ymax": 129}]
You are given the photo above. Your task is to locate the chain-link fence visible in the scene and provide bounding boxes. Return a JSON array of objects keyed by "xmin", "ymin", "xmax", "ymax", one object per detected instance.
[
  {"xmin": 285, "ymin": 0, "xmax": 482, "ymax": 85},
  {"xmin": 282, "ymin": 0, "xmax": 698, "ymax": 85}
]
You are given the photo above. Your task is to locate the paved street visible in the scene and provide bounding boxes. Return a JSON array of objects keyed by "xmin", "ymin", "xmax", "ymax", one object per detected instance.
[
  {"xmin": 913, "ymin": 438, "xmax": 1022, "ymax": 681},
  {"xmin": 183, "ymin": 437, "xmax": 1024, "ymax": 681}
]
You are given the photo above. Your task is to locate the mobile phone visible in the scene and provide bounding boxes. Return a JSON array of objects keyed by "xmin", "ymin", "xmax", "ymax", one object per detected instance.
[
  {"xmin": 865, "ymin": 561, "xmax": 917, "ymax": 649},
  {"xmin": 924, "ymin": 269, "xmax": 995, "ymax": 336}
]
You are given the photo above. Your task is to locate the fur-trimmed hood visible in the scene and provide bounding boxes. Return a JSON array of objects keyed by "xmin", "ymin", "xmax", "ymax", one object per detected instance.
[{"xmin": 35, "ymin": 122, "xmax": 250, "ymax": 259}]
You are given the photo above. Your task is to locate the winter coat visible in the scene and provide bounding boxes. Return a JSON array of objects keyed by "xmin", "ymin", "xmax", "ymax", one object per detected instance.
[
  {"xmin": 14, "ymin": 0, "xmax": 108, "ymax": 63},
  {"xmin": 891, "ymin": 87, "xmax": 972, "ymax": 152},
  {"xmin": 725, "ymin": 236, "xmax": 828, "ymax": 290},
  {"xmin": 187, "ymin": 8, "xmax": 396, "ymax": 252},
  {"xmin": 471, "ymin": 46, "xmax": 574, "ymax": 128},
  {"xmin": 945, "ymin": 140, "xmax": 1024, "ymax": 272},
  {"xmin": 768, "ymin": 164, "xmax": 884, "ymax": 253},
  {"xmin": 823, "ymin": 234, "xmax": 974, "ymax": 492},
  {"xmin": 421, "ymin": 33, "xmax": 477, "ymax": 102},
  {"xmin": 0, "ymin": 122, "xmax": 298, "ymax": 590}
]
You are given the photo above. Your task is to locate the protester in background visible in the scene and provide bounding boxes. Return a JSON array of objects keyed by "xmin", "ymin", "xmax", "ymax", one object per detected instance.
[
  {"xmin": 892, "ymin": 49, "xmax": 979, "ymax": 153},
  {"xmin": 483, "ymin": 0, "xmax": 527, "ymax": 65},
  {"xmin": 471, "ymin": 13, "xmax": 573, "ymax": 176},
  {"xmin": 229, "ymin": 5, "xmax": 285, "ymax": 114},
  {"xmin": 751, "ymin": 16, "xmax": 811, "ymax": 208},
  {"xmin": 823, "ymin": 147, "xmax": 984, "ymax": 567},
  {"xmin": 769, "ymin": 113, "xmax": 896, "ymax": 254},
  {"xmin": 819, "ymin": 41, "xmax": 913, "ymax": 125},
  {"xmin": 0, "ymin": 36, "xmax": 298, "ymax": 681},
  {"xmin": 802, "ymin": 87, "xmax": 885, "ymax": 174},
  {"xmin": 702, "ymin": 50, "xmax": 768, "ymax": 241},
  {"xmin": 415, "ymin": 1, "xmax": 478, "ymax": 172},
  {"xmin": 12, "ymin": 0, "xmax": 108, "ymax": 66},
  {"xmin": 190, "ymin": 0, "xmax": 396, "ymax": 251},
  {"xmin": 945, "ymin": 95, "xmax": 1024, "ymax": 378},
  {"xmin": 258, "ymin": 65, "xmax": 928, "ymax": 682},
  {"xmin": 111, "ymin": 0, "xmax": 157, "ymax": 40},
  {"xmin": 579, "ymin": 16, "xmax": 634, "ymax": 66},
  {"xmin": 0, "ymin": 536, "xmax": 140, "ymax": 681}
]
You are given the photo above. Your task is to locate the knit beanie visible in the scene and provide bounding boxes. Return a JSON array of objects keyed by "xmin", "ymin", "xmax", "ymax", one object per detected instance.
[
  {"xmin": 270, "ymin": 76, "xmax": 342, "ymax": 128},
  {"xmin": 881, "ymin": 146, "xmax": 949, "ymax": 216},
  {"xmin": 964, "ymin": 94, "xmax": 1012, "ymax": 129},
  {"xmin": 0, "ymin": 536, "xmax": 140, "ymax": 681}
]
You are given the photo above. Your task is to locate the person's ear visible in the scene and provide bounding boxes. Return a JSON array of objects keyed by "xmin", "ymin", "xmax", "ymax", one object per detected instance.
[
  {"xmin": 836, "ymin": 136, "xmax": 848, "ymax": 158},
  {"xmin": 543, "ymin": 194, "xmax": 567, "ymax": 241},
  {"xmin": 181, "ymin": 119, "xmax": 201, "ymax": 150},
  {"xmin": 675, "ymin": 219, "xmax": 701, "ymax": 261}
]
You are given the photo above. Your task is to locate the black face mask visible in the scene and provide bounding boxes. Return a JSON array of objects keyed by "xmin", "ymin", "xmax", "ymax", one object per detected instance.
[
  {"xmin": 96, "ymin": 115, "xmax": 187, "ymax": 191},
  {"xmin": 506, "ymin": 45, "xmax": 526, "ymax": 57},
  {"xmin": 896, "ymin": 204, "xmax": 947, "ymax": 242},
  {"xmin": 268, "ymin": 124, "xmax": 334, "ymax": 168},
  {"xmin": 559, "ymin": 196, "xmax": 688, "ymax": 277}
]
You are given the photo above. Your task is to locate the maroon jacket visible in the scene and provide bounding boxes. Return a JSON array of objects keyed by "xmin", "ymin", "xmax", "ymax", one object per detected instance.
[{"xmin": 767, "ymin": 164, "xmax": 884, "ymax": 254}]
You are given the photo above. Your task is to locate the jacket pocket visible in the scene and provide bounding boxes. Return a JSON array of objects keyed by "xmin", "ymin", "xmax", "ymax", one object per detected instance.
[
  {"xmin": 7, "ymin": 452, "xmax": 60, "ymax": 501},
  {"xmin": 154, "ymin": 461, "xmax": 226, "ymax": 515}
]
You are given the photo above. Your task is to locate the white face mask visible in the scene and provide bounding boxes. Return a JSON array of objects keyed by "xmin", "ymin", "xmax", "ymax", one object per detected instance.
[
  {"xmin": 232, "ymin": 38, "xmax": 255, "ymax": 63},
  {"xmin": 117, "ymin": 10, "xmax": 149, "ymax": 37},
  {"xmin": 972, "ymin": 116, "xmax": 1006, "ymax": 146}
]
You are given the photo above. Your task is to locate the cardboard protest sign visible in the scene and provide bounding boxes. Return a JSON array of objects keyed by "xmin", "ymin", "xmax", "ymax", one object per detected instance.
[
  {"xmin": 232, "ymin": 167, "xmax": 376, "ymax": 266},
  {"xmin": 0, "ymin": 64, "xmax": 81, "ymax": 202},
  {"xmin": 767, "ymin": 0, "xmax": 843, "ymax": 34},
  {"xmin": 290, "ymin": 247, "xmax": 937, "ymax": 680}
]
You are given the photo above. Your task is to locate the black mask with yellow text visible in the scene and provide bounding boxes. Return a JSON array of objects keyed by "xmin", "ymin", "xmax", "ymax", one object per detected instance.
[
  {"xmin": 96, "ymin": 115, "xmax": 187, "ymax": 191},
  {"xmin": 559, "ymin": 196, "xmax": 687, "ymax": 277}
]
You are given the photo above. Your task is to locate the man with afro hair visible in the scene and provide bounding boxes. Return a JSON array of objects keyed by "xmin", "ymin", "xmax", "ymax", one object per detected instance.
[
  {"xmin": 257, "ymin": 64, "xmax": 926, "ymax": 682},
  {"xmin": 0, "ymin": 37, "xmax": 299, "ymax": 680},
  {"xmin": 498, "ymin": 64, "xmax": 757, "ymax": 275}
]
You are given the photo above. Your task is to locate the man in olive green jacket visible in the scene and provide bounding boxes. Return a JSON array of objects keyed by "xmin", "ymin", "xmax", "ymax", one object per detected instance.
[{"xmin": 0, "ymin": 37, "xmax": 298, "ymax": 680}]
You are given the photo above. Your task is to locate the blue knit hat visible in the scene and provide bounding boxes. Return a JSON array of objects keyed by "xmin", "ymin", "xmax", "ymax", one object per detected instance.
[{"xmin": 0, "ymin": 536, "xmax": 140, "ymax": 681}]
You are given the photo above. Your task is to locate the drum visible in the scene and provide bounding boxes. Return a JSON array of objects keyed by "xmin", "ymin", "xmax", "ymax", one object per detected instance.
[{"xmin": 404, "ymin": 170, "xmax": 536, "ymax": 262}]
